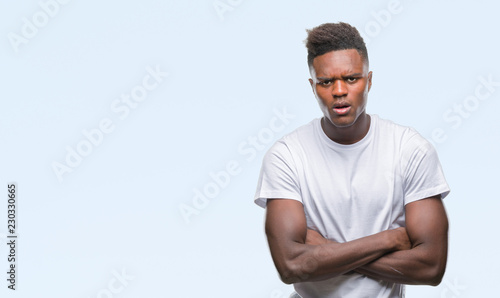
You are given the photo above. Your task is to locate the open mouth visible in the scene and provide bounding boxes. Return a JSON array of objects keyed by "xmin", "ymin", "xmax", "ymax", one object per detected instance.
[{"xmin": 333, "ymin": 105, "xmax": 351, "ymax": 115}]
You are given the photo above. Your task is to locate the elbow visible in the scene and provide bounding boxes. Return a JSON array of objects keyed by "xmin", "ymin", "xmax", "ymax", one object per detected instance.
[
  {"xmin": 276, "ymin": 260, "xmax": 309, "ymax": 285},
  {"xmin": 427, "ymin": 266, "xmax": 445, "ymax": 286},
  {"xmin": 428, "ymin": 254, "xmax": 447, "ymax": 286},
  {"xmin": 279, "ymin": 272, "xmax": 296, "ymax": 285},
  {"xmin": 413, "ymin": 244, "xmax": 447, "ymax": 286},
  {"xmin": 421, "ymin": 262, "xmax": 446, "ymax": 286},
  {"xmin": 425, "ymin": 274, "xmax": 444, "ymax": 287}
]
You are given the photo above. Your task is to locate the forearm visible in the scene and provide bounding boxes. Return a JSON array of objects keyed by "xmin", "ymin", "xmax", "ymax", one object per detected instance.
[
  {"xmin": 274, "ymin": 229, "xmax": 402, "ymax": 284},
  {"xmin": 355, "ymin": 242, "xmax": 447, "ymax": 285},
  {"xmin": 349, "ymin": 196, "xmax": 449, "ymax": 286},
  {"xmin": 264, "ymin": 199, "xmax": 413, "ymax": 285}
]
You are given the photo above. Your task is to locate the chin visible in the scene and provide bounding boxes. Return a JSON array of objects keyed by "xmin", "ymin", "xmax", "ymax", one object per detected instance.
[{"xmin": 327, "ymin": 116, "xmax": 356, "ymax": 128}]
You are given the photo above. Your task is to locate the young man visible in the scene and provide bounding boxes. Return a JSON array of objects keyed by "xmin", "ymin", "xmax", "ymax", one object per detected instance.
[{"xmin": 254, "ymin": 22, "xmax": 450, "ymax": 298}]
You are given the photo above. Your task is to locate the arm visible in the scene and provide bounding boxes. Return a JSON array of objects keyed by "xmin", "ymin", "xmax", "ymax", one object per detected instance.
[
  {"xmin": 354, "ymin": 195, "xmax": 449, "ymax": 285},
  {"xmin": 306, "ymin": 195, "xmax": 449, "ymax": 285},
  {"xmin": 265, "ymin": 198, "xmax": 411, "ymax": 284}
]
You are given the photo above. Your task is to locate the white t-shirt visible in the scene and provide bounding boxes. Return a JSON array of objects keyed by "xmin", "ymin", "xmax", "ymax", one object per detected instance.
[{"xmin": 254, "ymin": 114, "xmax": 450, "ymax": 298}]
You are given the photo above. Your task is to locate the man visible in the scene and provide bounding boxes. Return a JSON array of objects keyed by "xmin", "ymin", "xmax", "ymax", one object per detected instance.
[{"xmin": 253, "ymin": 22, "xmax": 450, "ymax": 298}]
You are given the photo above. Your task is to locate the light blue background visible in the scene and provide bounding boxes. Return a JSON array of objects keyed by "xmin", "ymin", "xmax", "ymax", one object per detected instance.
[{"xmin": 1, "ymin": 0, "xmax": 498, "ymax": 297}]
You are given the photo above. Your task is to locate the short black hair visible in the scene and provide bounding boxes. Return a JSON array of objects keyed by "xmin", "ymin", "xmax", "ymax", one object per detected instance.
[{"xmin": 305, "ymin": 22, "xmax": 368, "ymax": 68}]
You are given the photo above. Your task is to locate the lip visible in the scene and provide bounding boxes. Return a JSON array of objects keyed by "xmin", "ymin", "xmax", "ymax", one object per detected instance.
[{"xmin": 332, "ymin": 103, "xmax": 351, "ymax": 116}]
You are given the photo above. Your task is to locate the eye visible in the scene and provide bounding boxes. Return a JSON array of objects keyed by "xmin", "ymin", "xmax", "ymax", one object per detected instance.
[
  {"xmin": 318, "ymin": 80, "xmax": 333, "ymax": 86},
  {"xmin": 346, "ymin": 77, "xmax": 358, "ymax": 83}
]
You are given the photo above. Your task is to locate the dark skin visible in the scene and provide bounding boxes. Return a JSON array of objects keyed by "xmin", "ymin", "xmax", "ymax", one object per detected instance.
[
  {"xmin": 308, "ymin": 49, "xmax": 372, "ymax": 145},
  {"xmin": 265, "ymin": 49, "xmax": 449, "ymax": 285}
]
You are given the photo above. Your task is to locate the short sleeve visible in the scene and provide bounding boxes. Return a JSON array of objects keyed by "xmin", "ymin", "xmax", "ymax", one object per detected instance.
[
  {"xmin": 401, "ymin": 132, "xmax": 450, "ymax": 205},
  {"xmin": 253, "ymin": 140, "xmax": 302, "ymax": 208}
]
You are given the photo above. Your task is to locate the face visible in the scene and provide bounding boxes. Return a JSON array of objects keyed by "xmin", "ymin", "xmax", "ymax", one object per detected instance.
[{"xmin": 309, "ymin": 49, "xmax": 372, "ymax": 129}]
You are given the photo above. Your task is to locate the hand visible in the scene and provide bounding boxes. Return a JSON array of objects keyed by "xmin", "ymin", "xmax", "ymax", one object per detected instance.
[
  {"xmin": 305, "ymin": 229, "xmax": 330, "ymax": 245},
  {"xmin": 392, "ymin": 227, "xmax": 412, "ymax": 251}
]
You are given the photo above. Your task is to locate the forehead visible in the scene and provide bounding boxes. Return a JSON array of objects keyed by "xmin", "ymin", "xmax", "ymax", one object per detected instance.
[{"xmin": 311, "ymin": 49, "xmax": 367, "ymax": 77}]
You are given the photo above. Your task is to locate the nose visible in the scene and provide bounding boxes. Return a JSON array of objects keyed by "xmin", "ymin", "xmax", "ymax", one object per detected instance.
[{"xmin": 332, "ymin": 80, "xmax": 347, "ymax": 98}]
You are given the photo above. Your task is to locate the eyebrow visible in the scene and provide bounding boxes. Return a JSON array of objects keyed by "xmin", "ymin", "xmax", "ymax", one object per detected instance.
[{"xmin": 316, "ymin": 73, "xmax": 364, "ymax": 81}]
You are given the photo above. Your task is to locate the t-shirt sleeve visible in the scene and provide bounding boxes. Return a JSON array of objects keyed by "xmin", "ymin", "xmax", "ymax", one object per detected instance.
[
  {"xmin": 402, "ymin": 131, "xmax": 450, "ymax": 205},
  {"xmin": 253, "ymin": 140, "xmax": 302, "ymax": 208}
]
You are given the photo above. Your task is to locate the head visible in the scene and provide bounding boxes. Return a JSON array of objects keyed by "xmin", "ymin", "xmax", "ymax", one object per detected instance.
[
  {"xmin": 305, "ymin": 22, "xmax": 373, "ymax": 138},
  {"xmin": 306, "ymin": 22, "xmax": 369, "ymax": 72}
]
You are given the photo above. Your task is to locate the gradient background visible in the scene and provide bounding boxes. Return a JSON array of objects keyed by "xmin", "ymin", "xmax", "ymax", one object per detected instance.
[{"xmin": 1, "ymin": 0, "xmax": 498, "ymax": 297}]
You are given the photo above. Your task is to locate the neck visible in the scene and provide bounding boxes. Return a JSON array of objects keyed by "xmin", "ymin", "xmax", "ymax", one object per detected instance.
[{"xmin": 321, "ymin": 113, "xmax": 371, "ymax": 145}]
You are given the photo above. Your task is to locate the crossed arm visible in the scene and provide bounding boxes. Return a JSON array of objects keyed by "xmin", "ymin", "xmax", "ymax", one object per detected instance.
[{"xmin": 265, "ymin": 195, "xmax": 448, "ymax": 285}]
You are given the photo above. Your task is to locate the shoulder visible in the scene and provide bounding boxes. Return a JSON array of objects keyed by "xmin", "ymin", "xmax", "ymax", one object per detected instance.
[
  {"xmin": 374, "ymin": 116, "xmax": 444, "ymax": 180},
  {"xmin": 372, "ymin": 114, "xmax": 431, "ymax": 152},
  {"xmin": 266, "ymin": 118, "xmax": 319, "ymax": 155},
  {"xmin": 260, "ymin": 119, "xmax": 320, "ymax": 172}
]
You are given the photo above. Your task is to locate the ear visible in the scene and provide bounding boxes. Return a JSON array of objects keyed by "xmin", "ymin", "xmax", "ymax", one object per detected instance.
[
  {"xmin": 367, "ymin": 71, "xmax": 373, "ymax": 92},
  {"xmin": 308, "ymin": 65, "xmax": 316, "ymax": 93},
  {"xmin": 308, "ymin": 78, "xmax": 316, "ymax": 94}
]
